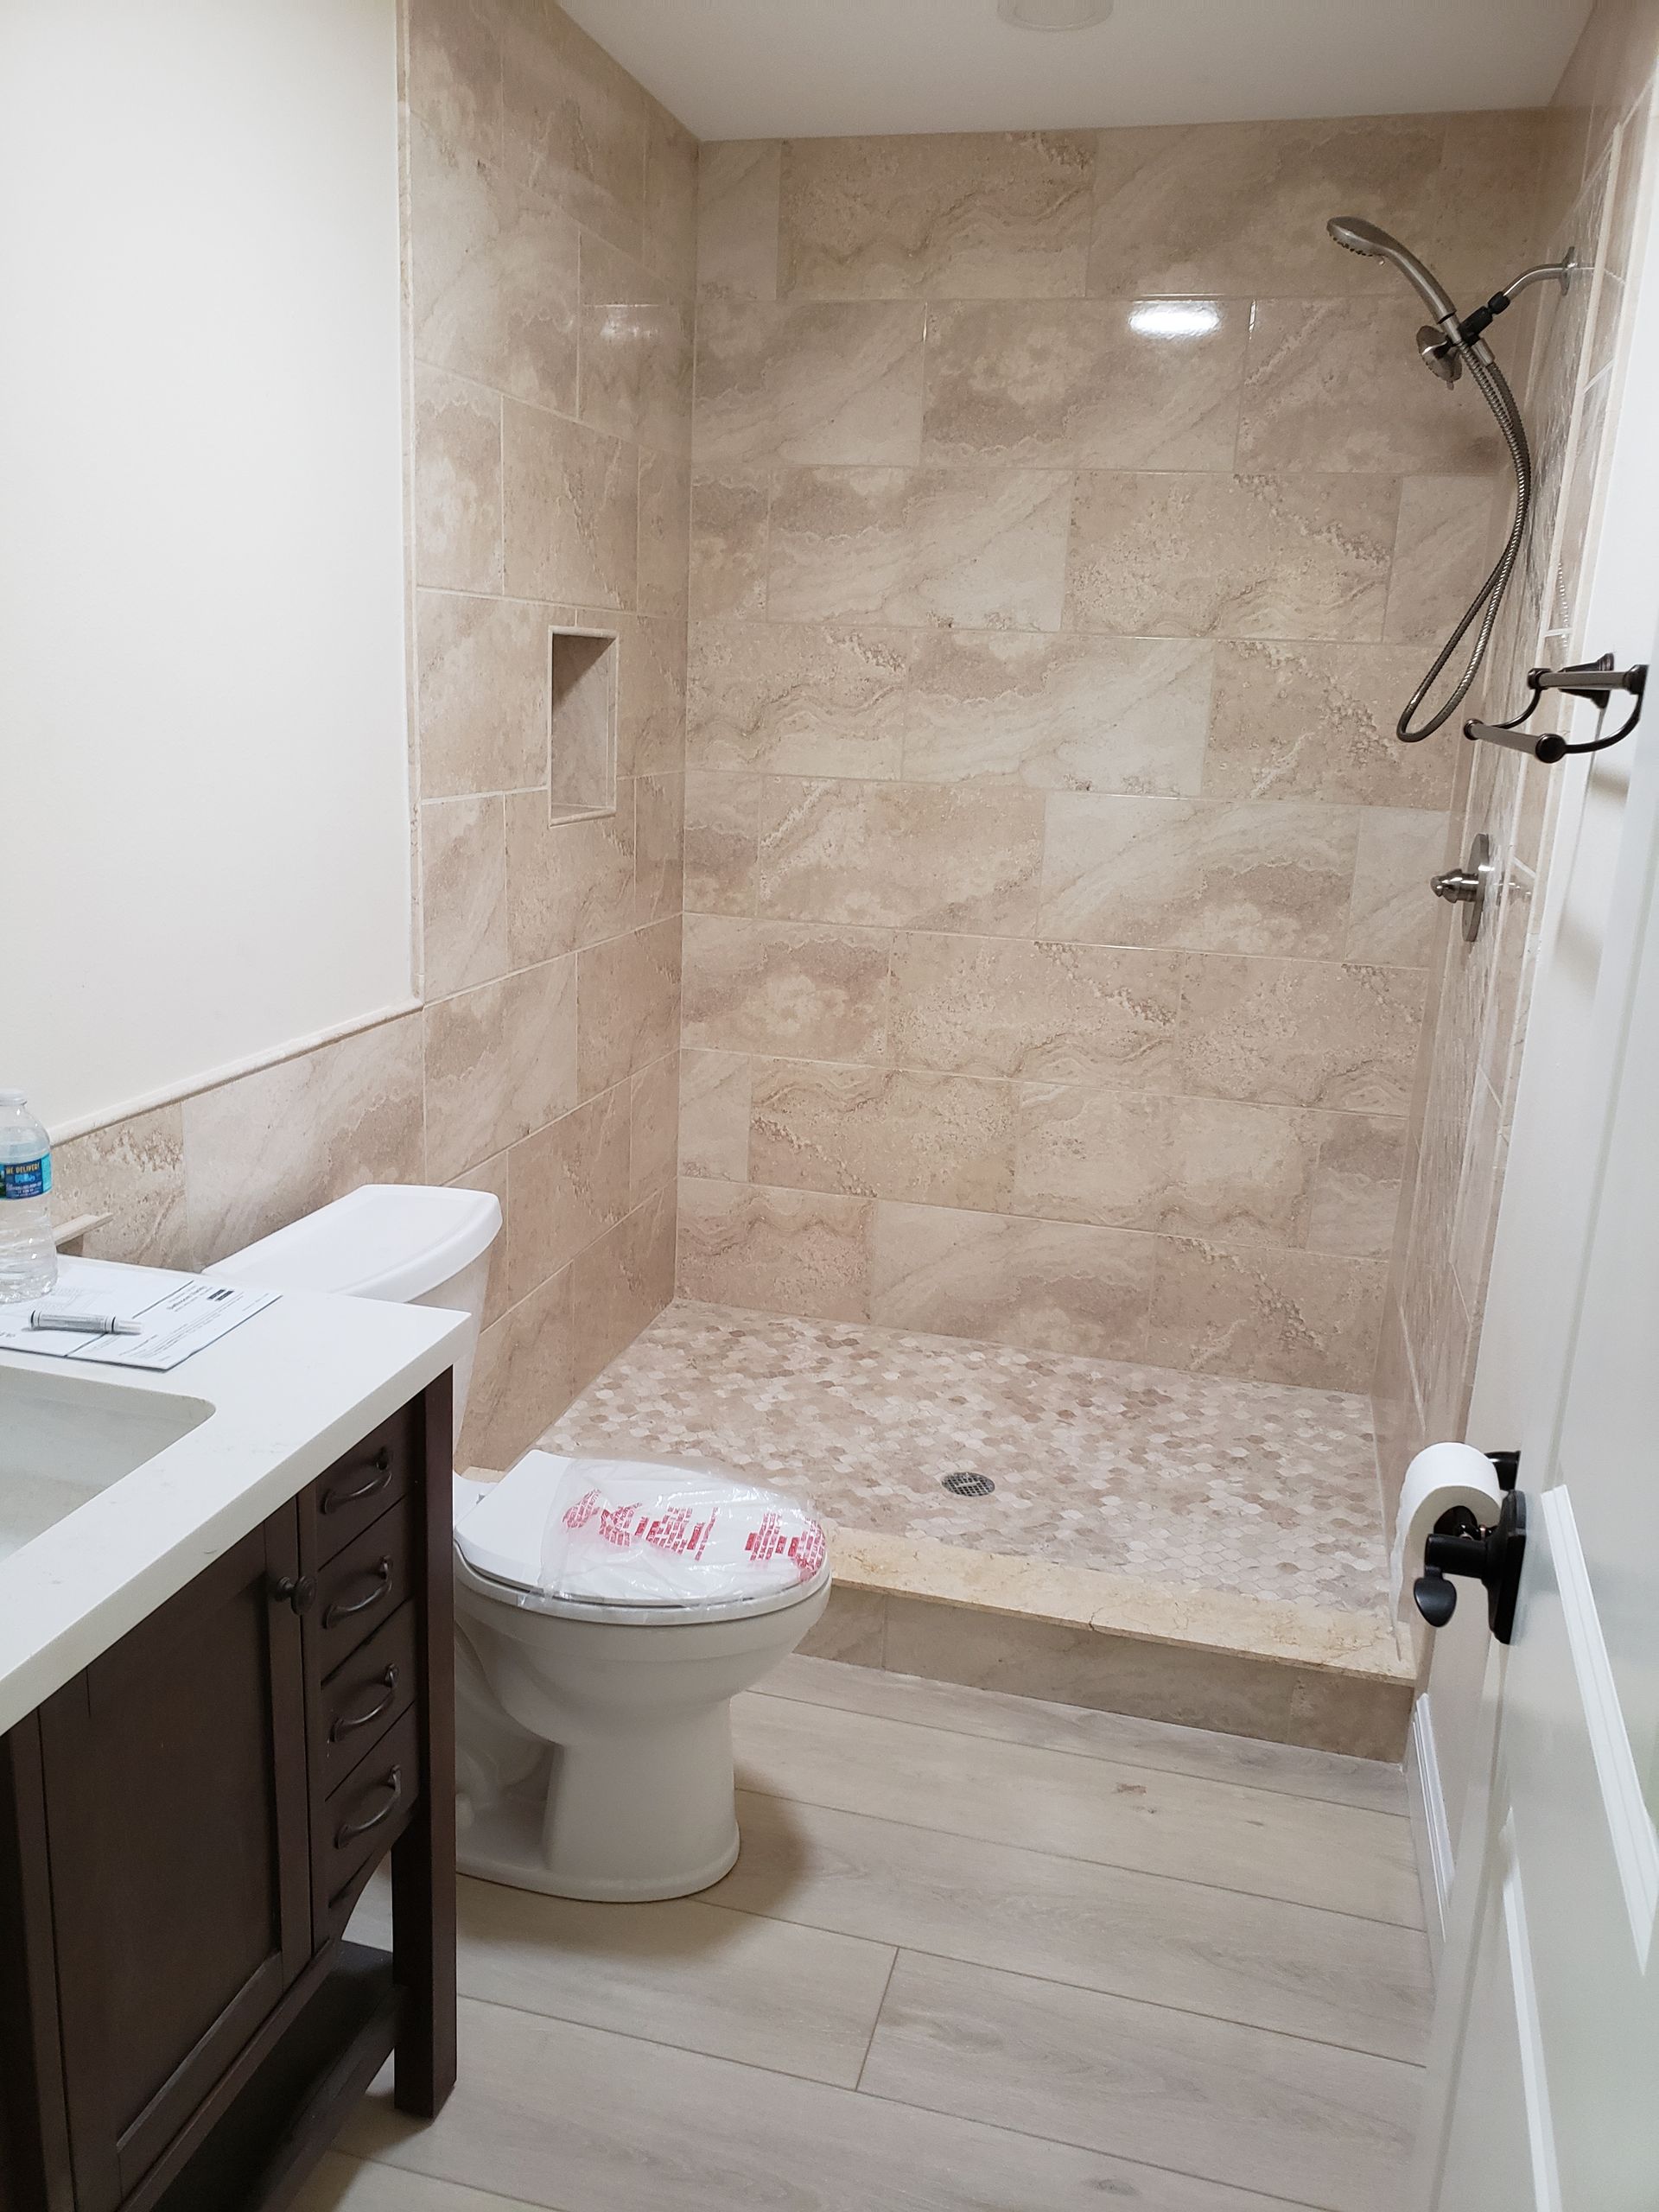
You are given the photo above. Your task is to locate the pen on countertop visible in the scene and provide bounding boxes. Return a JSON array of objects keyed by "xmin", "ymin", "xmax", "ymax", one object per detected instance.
[{"xmin": 27, "ymin": 1312, "xmax": 143, "ymax": 1336}]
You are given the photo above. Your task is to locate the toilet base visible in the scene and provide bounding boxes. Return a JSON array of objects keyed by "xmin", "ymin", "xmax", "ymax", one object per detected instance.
[{"xmin": 458, "ymin": 1781, "xmax": 741, "ymax": 1902}]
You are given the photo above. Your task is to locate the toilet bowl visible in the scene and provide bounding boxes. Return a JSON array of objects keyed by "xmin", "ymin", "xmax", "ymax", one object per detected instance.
[{"xmin": 207, "ymin": 1185, "xmax": 830, "ymax": 1900}]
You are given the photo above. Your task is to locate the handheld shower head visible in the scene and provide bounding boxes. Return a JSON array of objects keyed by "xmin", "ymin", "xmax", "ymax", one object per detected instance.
[{"xmin": 1326, "ymin": 215, "xmax": 1460, "ymax": 324}]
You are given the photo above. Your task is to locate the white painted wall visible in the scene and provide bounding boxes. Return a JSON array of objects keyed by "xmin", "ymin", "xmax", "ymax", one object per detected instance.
[{"xmin": 0, "ymin": 0, "xmax": 411, "ymax": 1134}]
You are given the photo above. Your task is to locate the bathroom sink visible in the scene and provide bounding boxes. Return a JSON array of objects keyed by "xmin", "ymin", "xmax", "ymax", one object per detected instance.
[{"xmin": 0, "ymin": 1364, "xmax": 213, "ymax": 1566}]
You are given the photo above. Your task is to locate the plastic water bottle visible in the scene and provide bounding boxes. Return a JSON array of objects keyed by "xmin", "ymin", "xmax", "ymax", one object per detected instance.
[{"xmin": 0, "ymin": 1091, "xmax": 58, "ymax": 1305}]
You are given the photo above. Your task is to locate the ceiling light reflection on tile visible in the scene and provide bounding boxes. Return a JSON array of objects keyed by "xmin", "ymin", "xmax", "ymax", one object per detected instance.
[{"xmin": 1128, "ymin": 301, "xmax": 1224, "ymax": 340}]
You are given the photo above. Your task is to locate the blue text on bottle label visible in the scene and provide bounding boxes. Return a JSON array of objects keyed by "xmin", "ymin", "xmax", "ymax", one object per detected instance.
[{"xmin": 2, "ymin": 1157, "xmax": 50, "ymax": 1200}]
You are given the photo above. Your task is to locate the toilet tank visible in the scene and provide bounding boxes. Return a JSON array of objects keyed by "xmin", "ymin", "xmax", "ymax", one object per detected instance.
[{"xmin": 206, "ymin": 1185, "xmax": 501, "ymax": 1452}]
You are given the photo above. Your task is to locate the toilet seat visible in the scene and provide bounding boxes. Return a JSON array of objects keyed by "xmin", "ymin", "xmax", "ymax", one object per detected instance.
[{"xmin": 454, "ymin": 1450, "xmax": 830, "ymax": 1627}]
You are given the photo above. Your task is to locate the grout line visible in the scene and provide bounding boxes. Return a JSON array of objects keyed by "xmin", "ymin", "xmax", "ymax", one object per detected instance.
[
  {"xmin": 853, "ymin": 1945, "xmax": 900, "ymax": 2092},
  {"xmin": 355, "ymin": 2149, "xmax": 570, "ymax": 2212}
]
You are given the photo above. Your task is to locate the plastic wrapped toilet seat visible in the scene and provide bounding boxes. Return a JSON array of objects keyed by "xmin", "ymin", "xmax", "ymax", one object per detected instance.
[{"xmin": 454, "ymin": 1451, "xmax": 830, "ymax": 1624}]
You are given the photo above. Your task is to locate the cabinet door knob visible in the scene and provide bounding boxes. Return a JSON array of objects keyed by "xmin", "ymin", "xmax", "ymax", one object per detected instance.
[{"xmin": 270, "ymin": 1573, "xmax": 317, "ymax": 1617}]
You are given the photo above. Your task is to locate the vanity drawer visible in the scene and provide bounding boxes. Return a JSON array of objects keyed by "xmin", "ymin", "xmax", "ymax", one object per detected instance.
[
  {"xmin": 315, "ymin": 1600, "xmax": 417, "ymax": 1795},
  {"xmin": 308, "ymin": 1493, "xmax": 414, "ymax": 1675},
  {"xmin": 317, "ymin": 1706, "xmax": 420, "ymax": 1926},
  {"xmin": 313, "ymin": 1401, "xmax": 416, "ymax": 1563}
]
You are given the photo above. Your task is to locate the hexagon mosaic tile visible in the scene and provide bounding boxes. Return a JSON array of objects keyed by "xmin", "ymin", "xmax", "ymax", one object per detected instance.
[{"xmin": 540, "ymin": 1300, "xmax": 1390, "ymax": 1614}]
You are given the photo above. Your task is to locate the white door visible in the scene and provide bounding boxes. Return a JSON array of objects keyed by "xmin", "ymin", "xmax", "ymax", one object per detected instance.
[{"xmin": 1414, "ymin": 707, "xmax": 1659, "ymax": 2206}]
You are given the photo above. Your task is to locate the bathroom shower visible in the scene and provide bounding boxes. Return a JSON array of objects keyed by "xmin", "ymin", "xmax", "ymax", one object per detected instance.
[{"xmin": 1327, "ymin": 215, "xmax": 1572, "ymax": 741}]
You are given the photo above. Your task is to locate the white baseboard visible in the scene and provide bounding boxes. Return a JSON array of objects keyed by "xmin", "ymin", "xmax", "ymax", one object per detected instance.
[{"xmin": 1407, "ymin": 1692, "xmax": 1454, "ymax": 1969}]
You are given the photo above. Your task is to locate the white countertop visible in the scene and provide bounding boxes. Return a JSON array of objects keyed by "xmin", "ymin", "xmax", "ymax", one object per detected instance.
[{"xmin": 0, "ymin": 1259, "xmax": 467, "ymax": 1736}]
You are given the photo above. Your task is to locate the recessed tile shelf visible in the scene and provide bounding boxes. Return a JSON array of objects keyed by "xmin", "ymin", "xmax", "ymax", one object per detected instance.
[{"xmin": 549, "ymin": 626, "xmax": 619, "ymax": 823}]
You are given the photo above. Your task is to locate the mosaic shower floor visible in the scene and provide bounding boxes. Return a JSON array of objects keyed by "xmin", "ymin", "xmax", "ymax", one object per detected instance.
[{"xmin": 540, "ymin": 1302, "xmax": 1391, "ymax": 1617}]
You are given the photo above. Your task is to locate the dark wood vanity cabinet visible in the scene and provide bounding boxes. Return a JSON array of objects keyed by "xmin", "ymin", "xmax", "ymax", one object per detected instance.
[{"xmin": 0, "ymin": 1381, "xmax": 455, "ymax": 2212}]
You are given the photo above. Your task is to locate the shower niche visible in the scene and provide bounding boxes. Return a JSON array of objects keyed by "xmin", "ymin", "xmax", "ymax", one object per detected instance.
[{"xmin": 548, "ymin": 625, "xmax": 620, "ymax": 822}]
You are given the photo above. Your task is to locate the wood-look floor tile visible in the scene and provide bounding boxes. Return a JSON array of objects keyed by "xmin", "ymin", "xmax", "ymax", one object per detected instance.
[
  {"xmin": 352, "ymin": 1872, "xmax": 893, "ymax": 2087},
  {"xmin": 293, "ymin": 2152, "xmax": 537, "ymax": 2211},
  {"xmin": 344, "ymin": 1996, "xmax": 1312, "ymax": 2212},
  {"xmin": 732, "ymin": 1694, "xmax": 1421, "ymax": 1925},
  {"xmin": 760, "ymin": 1656, "xmax": 1408, "ymax": 1813},
  {"xmin": 861, "ymin": 1952, "xmax": 1421, "ymax": 2212},
  {"xmin": 712, "ymin": 1791, "xmax": 1431, "ymax": 2061}
]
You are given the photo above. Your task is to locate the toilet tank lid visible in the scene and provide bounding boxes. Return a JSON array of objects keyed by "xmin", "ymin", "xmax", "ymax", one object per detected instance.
[{"xmin": 206, "ymin": 1184, "xmax": 501, "ymax": 1302}]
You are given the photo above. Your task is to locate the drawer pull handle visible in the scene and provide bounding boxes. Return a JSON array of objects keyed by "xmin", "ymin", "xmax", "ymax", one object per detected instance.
[
  {"xmin": 334, "ymin": 1764, "xmax": 403, "ymax": 1846},
  {"xmin": 329, "ymin": 1666, "xmax": 400, "ymax": 1741},
  {"xmin": 321, "ymin": 1446, "xmax": 394, "ymax": 1514},
  {"xmin": 323, "ymin": 1557, "xmax": 392, "ymax": 1630}
]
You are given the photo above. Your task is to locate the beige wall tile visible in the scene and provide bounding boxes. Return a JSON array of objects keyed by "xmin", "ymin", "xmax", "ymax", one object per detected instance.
[
  {"xmin": 697, "ymin": 140, "xmax": 782, "ymax": 302},
  {"xmin": 407, "ymin": 0, "xmax": 500, "ymax": 167},
  {"xmin": 769, "ymin": 466, "xmax": 1074, "ymax": 631},
  {"xmin": 619, "ymin": 612, "xmax": 689, "ymax": 777},
  {"xmin": 1203, "ymin": 639, "xmax": 1457, "ymax": 808},
  {"xmin": 643, "ymin": 98, "xmax": 700, "ymax": 287},
  {"xmin": 507, "ymin": 1084, "xmax": 632, "ymax": 1300},
  {"xmin": 1238, "ymin": 301, "xmax": 1502, "ymax": 475},
  {"xmin": 416, "ymin": 591, "xmax": 552, "ymax": 801},
  {"xmin": 684, "ymin": 769, "xmax": 760, "ymax": 914},
  {"xmin": 412, "ymin": 365, "xmax": 502, "ymax": 593},
  {"xmin": 690, "ymin": 473, "xmax": 771, "ymax": 619},
  {"xmin": 887, "ymin": 934, "xmax": 1183, "ymax": 1086},
  {"xmin": 696, "ymin": 300, "xmax": 926, "ymax": 467},
  {"xmin": 1382, "ymin": 476, "xmax": 1508, "ymax": 646},
  {"xmin": 52, "ymin": 1104, "xmax": 191, "ymax": 1270},
  {"xmin": 1345, "ymin": 809, "xmax": 1452, "ymax": 967},
  {"xmin": 639, "ymin": 451, "xmax": 691, "ymax": 621},
  {"xmin": 461, "ymin": 1262, "xmax": 577, "ymax": 1470},
  {"xmin": 500, "ymin": 1, "xmax": 646, "ymax": 256},
  {"xmin": 1308, "ymin": 1113, "xmax": 1408, "ymax": 1260},
  {"xmin": 183, "ymin": 1018, "xmax": 426, "ymax": 1265},
  {"xmin": 679, "ymin": 1051, "xmax": 753, "ymax": 1183},
  {"xmin": 634, "ymin": 772, "xmax": 685, "ymax": 926},
  {"xmin": 1286, "ymin": 1670, "xmax": 1411, "ymax": 1762},
  {"xmin": 503, "ymin": 402, "xmax": 639, "ymax": 607},
  {"xmin": 779, "ymin": 132, "xmax": 1096, "ymax": 301},
  {"xmin": 424, "ymin": 961, "xmax": 579, "ymax": 1181},
  {"xmin": 1013, "ymin": 1087, "xmax": 1319, "ymax": 1245},
  {"xmin": 677, "ymin": 1178, "xmax": 874, "ymax": 1319},
  {"xmin": 869, "ymin": 1201, "xmax": 1155, "ymax": 1358},
  {"xmin": 922, "ymin": 298, "xmax": 1247, "ymax": 471},
  {"xmin": 683, "ymin": 913, "xmax": 892, "ymax": 1062},
  {"xmin": 1087, "ymin": 115, "xmax": 1445, "ymax": 299},
  {"xmin": 505, "ymin": 791, "xmax": 634, "ymax": 966},
  {"xmin": 1147, "ymin": 1236, "xmax": 1387, "ymax": 1391},
  {"xmin": 1040, "ymin": 795, "xmax": 1360, "ymax": 958},
  {"xmin": 577, "ymin": 235, "xmax": 693, "ymax": 456},
  {"xmin": 1066, "ymin": 470, "xmax": 1397, "ymax": 639},
  {"xmin": 903, "ymin": 630, "xmax": 1211, "ymax": 794},
  {"xmin": 630, "ymin": 1050, "xmax": 681, "ymax": 1204},
  {"xmin": 575, "ymin": 917, "xmax": 682, "ymax": 1098},
  {"xmin": 423, "ymin": 796, "xmax": 508, "ymax": 1000},
  {"xmin": 797, "ymin": 1586, "xmax": 888, "ymax": 1666},
  {"xmin": 757, "ymin": 778, "xmax": 1046, "ymax": 934},
  {"xmin": 1175, "ymin": 956, "xmax": 1428, "ymax": 1113},
  {"xmin": 571, "ymin": 1187, "xmax": 677, "ymax": 1392},
  {"xmin": 689, "ymin": 621, "xmax": 912, "ymax": 779},
  {"xmin": 751, "ymin": 1062, "xmax": 1017, "ymax": 1211}
]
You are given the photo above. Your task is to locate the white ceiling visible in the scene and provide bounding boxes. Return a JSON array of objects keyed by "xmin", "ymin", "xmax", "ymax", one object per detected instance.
[{"xmin": 560, "ymin": 0, "xmax": 1592, "ymax": 142}]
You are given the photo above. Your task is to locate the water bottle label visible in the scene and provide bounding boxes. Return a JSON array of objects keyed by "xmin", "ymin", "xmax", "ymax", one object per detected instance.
[{"xmin": 2, "ymin": 1156, "xmax": 50, "ymax": 1199}]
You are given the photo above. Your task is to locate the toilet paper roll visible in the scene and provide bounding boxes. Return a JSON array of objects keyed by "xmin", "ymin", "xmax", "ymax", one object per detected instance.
[{"xmin": 1389, "ymin": 1441, "xmax": 1505, "ymax": 1619}]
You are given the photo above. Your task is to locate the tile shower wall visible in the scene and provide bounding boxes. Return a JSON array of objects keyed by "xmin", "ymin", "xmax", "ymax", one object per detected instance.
[
  {"xmin": 51, "ymin": 0, "xmax": 696, "ymax": 1472},
  {"xmin": 678, "ymin": 117, "xmax": 1542, "ymax": 1391},
  {"xmin": 1374, "ymin": 6, "xmax": 1659, "ymax": 1516}
]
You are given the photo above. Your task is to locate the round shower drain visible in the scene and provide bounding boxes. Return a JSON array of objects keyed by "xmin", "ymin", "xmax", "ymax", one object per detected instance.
[{"xmin": 941, "ymin": 1471, "xmax": 995, "ymax": 1498}]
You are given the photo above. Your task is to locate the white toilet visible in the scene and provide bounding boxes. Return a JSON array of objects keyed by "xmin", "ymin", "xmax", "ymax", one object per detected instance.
[{"xmin": 207, "ymin": 1185, "xmax": 830, "ymax": 1900}]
